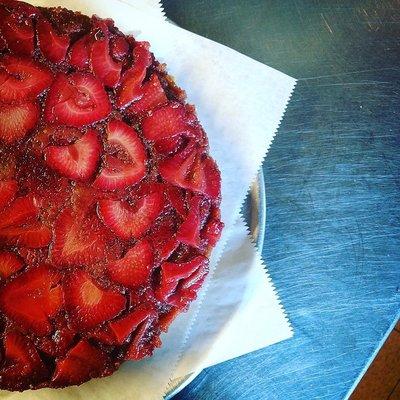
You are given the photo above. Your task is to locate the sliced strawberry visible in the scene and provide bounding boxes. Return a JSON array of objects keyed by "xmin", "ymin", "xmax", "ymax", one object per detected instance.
[
  {"xmin": 154, "ymin": 134, "xmax": 183, "ymax": 155},
  {"xmin": 0, "ymin": 13, "xmax": 34, "ymax": 55},
  {"xmin": 0, "ymin": 179, "xmax": 17, "ymax": 210},
  {"xmin": 0, "ymin": 194, "xmax": 39, "ymax": 229},
  {"xmin": 37, "ymin": 18, "xmax": 70, "ymax": 63},
  {"xmin": 69, "ymin": 35, "xmax": 91, "ymax": 70},
  {"xmin": 124, "ymin": 317, "xmax": 154, "ymax": 360},
  {"xmin": 94, "ymin": 119, "xmax": 146, "ymax": 190},
  {"xmin": 165, "ymin": 185, "xmax": 187, "ymax": 217},
  {"xmin": 64, "ymin": 269, "xmax": 126, "ymax": 330},
  {"xmin": 116, "ymin": 41, "xmax": 152, "ymax": 108},
  {"xmin": 0, "ymin": 56, "xmax": 53, "ymax": 103},
  {"xmin": 0, "ymin": 0, "xmax": 39, "ymax": 16},
  {"xmin": 1, "ymin": 330, "xmax": 47, "ymax": 389},
  {"xmin": 107, "ymin": 239, "xmax": 153, "ymax": 288},
  {"xmin": 142, "ymin": 103, "xmax": 189, "ymax": 141},
  {"xmin": 176, "ymin": 195, "xmax": 202, "ymax": 247},
  {"xmin": 88, "ymin": 324, "xmax": 117, "ymax": 345},
  {"xmin": 0, "ymin": 223, "xmax": 52, "ymax": 248},
  {"xmin": 0, "ymin": 265, "xmax": 63, "ymax": 335},
  {"xmin": 155, "ymin": 256, "xmax": 208, "ymax": 301},
  {"xmin": 159, "ymin": 143, "xmax": 221, "ymax": 201},
  {"xmin": 202, "ymin": 156, "xmax": 222, "ymax": 201},
  {"xmin": 90, "ymin": 38, "xmax": 122, "ymax": 88},
  {"xmin": 202, "ymin": 214, "xmax": 224, "ymax": 247},
  {"xmin": 36, "ymin": 324, "xmax": 75, "ymax": 357},
  {"xmin": 51, "ymin": 208, "xmax": 107, "ymax": 267},
  {"xmin": 128, "ymin": 74, "xmax": 167, "ymax": 115},
  {"xmin": 52, "ymin": 339, "xmax": 109, "ymax": 386},
  {"xmin": 0, "ymin": 102, "xmax": 39, "ymax": 143},
  {"xmin": 44, "ymin": 129, "xmax": 101, "ymax": 181},
  {"xmin": 97, "ymin": 192, "xmax": 164, "ymax": 240},
  {"xmin": 0, "ymin": 251, "xmax": 23, "ymax": 279},
  {"xmin": 109, "ymin": 305, "xmax": 156, "ymax": 345},
  {"xmin": 147, "ymin": 213, "xmax": 179, "ymax": 261},
  {"xmin": 159, "ymin": 307, "xmax": 180, "ymax": 332},
  {"xmin": 111, "ymin": 36, "xmax": 129, "ymax": 60},
  {"xmin": 44, "ymin": 72, "xmax": 111, "ymax": 127}
]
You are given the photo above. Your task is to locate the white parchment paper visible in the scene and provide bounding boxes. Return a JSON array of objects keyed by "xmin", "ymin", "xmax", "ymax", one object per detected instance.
[{"xmin": 0, "ymin": 1, "xmax": 296, "ymax": 399}]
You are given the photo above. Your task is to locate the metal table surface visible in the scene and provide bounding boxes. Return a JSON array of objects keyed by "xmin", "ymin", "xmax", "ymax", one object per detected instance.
[{"xmin": 163, "ymin": 1, "xmax": 400, "ymax": 399}]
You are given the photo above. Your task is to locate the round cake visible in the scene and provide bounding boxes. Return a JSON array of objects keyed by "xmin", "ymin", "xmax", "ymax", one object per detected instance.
[{"xmin": 0, "ymin": 0, "xmax": 223, "ymax": 391}]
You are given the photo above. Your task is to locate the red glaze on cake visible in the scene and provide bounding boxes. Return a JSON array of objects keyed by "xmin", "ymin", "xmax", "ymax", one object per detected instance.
[{"xmin": 0, "ymin": 0, "xmax": 223, "ymax": 391}]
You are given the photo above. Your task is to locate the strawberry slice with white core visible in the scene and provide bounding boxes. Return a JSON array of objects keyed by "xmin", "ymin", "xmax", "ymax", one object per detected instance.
[
  {"xmin": 107, "ymin": 239, "xmax": 153, "ymax": 288},
  {"xmin": 116, "ymin": 41, "xmax": 151, "ymax": 108},
  {"xmin": 0, "ymin": 194, "xmax": 39, "ymax": 229},
  {"xmin": 94, "ymin": 119, "xmax": 146, "ymax": 190},
  {"xmin": 0, "ymin": 251, "xmax": 23, "ymax": 279},
  {"xmin": 0, "ymin": 179, "xmax": 17, "ymax": 210},
  {"xmin": 109, "ymin": 305, "xmax": 156, "ymax": 345},
  {"xmin": 44, "ymin": 129, "xmax": 101, "ymax": 181},
  {"xmin": 0, "ymin": 13, "xmax": 34, "ymax": 55},
  {"xmin": 52, "ymin": 340, "xmax": 109, "ymax": 386},
  {"xmin": 64, "ymin": 269, "xmax": 126, "ymax": 330},
  {"xmin": 0, "ymin": 223, "xmax": 52, "ymax": 248},
  {"xmin": 51, "ymin": 208, "xmax": 107, "ymax": 267},
  {"xmin": 44, "ymin": 72, "xmax": 111, "ymax": 127},
  {"xmin": 142, "ymin": 103, "xmax": 189, "ymax": 141},
  {"xmin": 37, "ymin": 18, "xmax": 70, "ymax": 63},
  {"xmin": 0, "ymin": 265, "xmax": 63, "ymax": 335},
  {"xmin": 0, "ymin": 56, "xmax": 53, "ymax": 103},
  {"xmin": 90, "ymin": 38, "xmax": 122, "ymax": 88},
  {"xmin": 128, "ymin": 74, "xmax": 167, "ymax": 115},
  {"xmin": 0, "ymin": 102, "xmax": 39, "ymax": 144},
  {"xmin": 1, "ymin": 331, "xmax": 47, "ymax": 389},
  {"xmin": 97, "ymin": 192, "xmax": 164, "ymax": 240}
]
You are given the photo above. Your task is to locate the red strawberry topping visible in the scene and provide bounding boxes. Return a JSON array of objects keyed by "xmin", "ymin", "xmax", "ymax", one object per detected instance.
[
  {"xmin": 0, "ymin": 56, "xmax": 53, "ymax": 103},
  {"xmin": 90, "ymin": 38, "xmax": 122, "ymax": 88},
  {"xmin": 0, "ymin": 179, "xmax": 17, "ymax": 210},
  {"xmin": 0, "ymin": 251, "xmax": 23, "ymax": 279},
  {"xmin": 107, "ymin": 239, "xmax": 153, "ymax": 288},
  {"xmin": 176, "ymin": 195, "xmax": 203, "ymax": 247},
  {"xmin": 0, "ymin": 265, "xmax": 63, "ymax": 335},
  {"xmin": 1, "ymin": 330, "xmax": 47, "ymax": 389},
  {"xmin": 69, "ymin": 35, "xmax": 90, "ymax": 70},
  {"xmin": 0, "ymin": 13, "xmax": 34, "ymax": 55},
  {"xmin": 142, "ymin": 102, "xmax": 189, "ymax": 141},
  {"xmin": 116, "ymin": 41, "xmax": 152, "ymax": 108},
  {"xmin": 109, "ymin": 305, "xmax": 156, "ymax": 345},
  {"xmin": 0, "ymin": 194, "xmax": 39, "ymax": 229},
  {"xmin": 128, "ymin": 74, "xmax": 167, "ymax": 115},
  {"xmin": 0, "ymin": 102, "xmax": 39, "ymax": 143},
  {"xmin": 0, "ymin": 223, "xmax": 52, "ymax": 248},
  {"xmin": 94, "ymin": 119, "xmax": 146, "ymax": 190},
  {"xmin": 0, "ymin": 2, "xmax": 222, "ymax": 390},
  {"xmin": 97, "ymin": 192, "xmax": 164, "ymax": 240},
  {"xmin": 51, "ymin": 208, "xmax": 107, "ymax": 267},
  {"xmin": 37, "ymin": 18, "xmax": 70, "ymax": 63},
  {"xmin": 44, "ymin": 129, "xmax": 101, "ymax": 181},
  {"xmin": 64, "ymin": 269, "xmax": 126, "ymax": 330},
  {"xmin": 52, "ymin": 340, "xmax": 109, "ymax": 386},
  {"xmin": 44, "ymin": 72, "xmax": 111, "ymax": 127}
]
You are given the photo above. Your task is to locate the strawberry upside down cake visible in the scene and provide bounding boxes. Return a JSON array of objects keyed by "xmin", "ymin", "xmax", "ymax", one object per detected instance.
[{"xmin": 0, "ymin": 0, "xmax": 223, "ymax": 391}]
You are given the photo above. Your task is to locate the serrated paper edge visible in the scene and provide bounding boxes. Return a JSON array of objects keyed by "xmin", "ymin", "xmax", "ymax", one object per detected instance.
[{"xmin": 163, "ymin": 80, "xmax": 298, "ymax": 397}]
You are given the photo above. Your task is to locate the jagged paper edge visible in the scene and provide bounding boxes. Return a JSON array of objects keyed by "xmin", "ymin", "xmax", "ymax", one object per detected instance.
[{"xmin": 163, "ymin": 78, "xmax": 298, "ymax": 397}]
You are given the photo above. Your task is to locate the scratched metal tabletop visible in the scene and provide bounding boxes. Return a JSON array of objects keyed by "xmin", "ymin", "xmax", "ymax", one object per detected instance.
[{"xmin": 163, "ymin": 1, "xmax": 400, "ymax": 399}]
